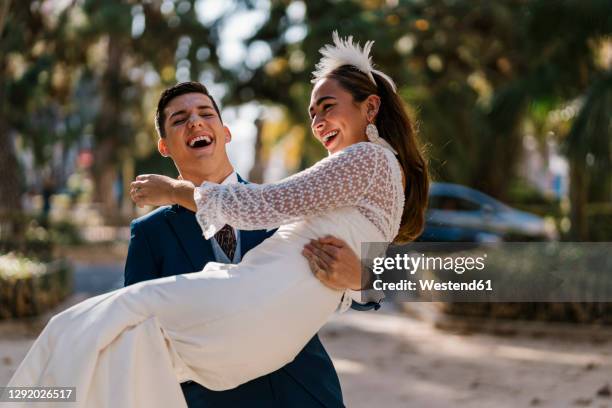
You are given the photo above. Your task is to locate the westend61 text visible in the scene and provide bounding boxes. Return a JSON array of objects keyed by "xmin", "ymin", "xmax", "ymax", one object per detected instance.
[{"xmin": 373, "ymin": 279, "xmax": 493, "ymax": 292}]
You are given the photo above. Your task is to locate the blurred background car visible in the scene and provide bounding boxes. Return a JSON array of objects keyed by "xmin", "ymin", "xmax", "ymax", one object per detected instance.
[{"xmin": 418, "ymin": 182, "xmax": 557, "ymax": 242}]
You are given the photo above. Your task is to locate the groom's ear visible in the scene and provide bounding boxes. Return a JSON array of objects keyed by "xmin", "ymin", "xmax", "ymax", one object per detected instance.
[
  {"xmin": 158, "ymin": 138, "xmax": 170, "ymax": 157},
  {"xmin": 223, "ymin": 126, "xmax": 232, "ymax": 143}
]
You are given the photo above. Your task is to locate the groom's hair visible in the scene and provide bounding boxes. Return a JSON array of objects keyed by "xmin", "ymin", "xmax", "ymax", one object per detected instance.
[{"xmin": 155, "ymin": 81, "xmax": 223, "ymax": 138}]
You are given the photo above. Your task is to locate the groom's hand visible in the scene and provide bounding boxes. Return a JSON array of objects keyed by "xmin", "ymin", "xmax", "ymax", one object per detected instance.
[{"xmin": 302, "ymin": 236, "xmax": 363, "ymax": 291}]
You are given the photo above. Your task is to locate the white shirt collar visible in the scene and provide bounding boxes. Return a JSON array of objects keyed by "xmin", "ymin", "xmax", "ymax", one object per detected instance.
[
  {"xmin": 217, "ymin": 171, "xmax": 273, "ymax": 234},
  {"xmin": 220, "ymin": 171, "xmax": 238, "ymax": 186},
  {"xmin": 214, "ymin": 171, "xmax": 239, "ymax": 236}
]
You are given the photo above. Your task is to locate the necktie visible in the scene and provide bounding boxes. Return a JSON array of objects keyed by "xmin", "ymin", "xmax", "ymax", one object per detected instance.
[{"xmin": 214, "ymin": 224, "xmax": 237, "ymax": 261}]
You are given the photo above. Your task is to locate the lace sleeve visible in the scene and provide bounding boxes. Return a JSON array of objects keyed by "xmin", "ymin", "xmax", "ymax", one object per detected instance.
[{"xmin": 195, "ymin": 142, "xmax": 388, "ymax": 238}]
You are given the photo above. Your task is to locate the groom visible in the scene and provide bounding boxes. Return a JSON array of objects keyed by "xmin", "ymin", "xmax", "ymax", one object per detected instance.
[{"xmin": 125, "ymin": 81, "xmax": 381, "ymax": 407}]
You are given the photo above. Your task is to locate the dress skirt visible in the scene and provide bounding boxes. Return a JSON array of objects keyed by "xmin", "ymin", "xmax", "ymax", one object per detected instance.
[{"xmin": 5, "ymin": 208, "xmax": 383, "ymax": 408}]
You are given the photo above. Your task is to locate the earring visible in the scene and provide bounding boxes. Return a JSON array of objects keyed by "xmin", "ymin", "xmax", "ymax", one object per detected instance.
[
  {"xmin": 366, "ymin": 123, "xmax": 398, "ymax": 154},
  {"xmin": 366, "ymin": 123, "xmax": 379, "ymax": 142}
]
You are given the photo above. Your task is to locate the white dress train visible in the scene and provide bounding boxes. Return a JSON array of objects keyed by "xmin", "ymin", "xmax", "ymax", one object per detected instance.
[{"xmin": 5, "ymin": 142, "xmax": 405, "ymax": 408}]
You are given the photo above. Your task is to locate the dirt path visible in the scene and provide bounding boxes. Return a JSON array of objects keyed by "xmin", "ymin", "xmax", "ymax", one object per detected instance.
[{"xmin": 320, "ymin": 308, "xmax": 612, "ymax": 408}]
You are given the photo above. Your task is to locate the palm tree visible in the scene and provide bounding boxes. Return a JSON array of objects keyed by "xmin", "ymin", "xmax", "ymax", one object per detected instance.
[{"xmin": 564, "ymin": 72, "xmax": 612, "ymax": 240}]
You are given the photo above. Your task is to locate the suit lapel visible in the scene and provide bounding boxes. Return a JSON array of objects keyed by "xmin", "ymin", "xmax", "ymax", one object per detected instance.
[
  {"xmin": 164, "ymin": 206, "xmax": 215, "ymax": 270},
  {"xmin": 239, "ymin": 229, "xmax": 263, "ymax": 256},
  {"xmin": 235, "ymin": 174, "xmax": 261, "ymax": 255},
  {"xmin": 235, "ymin": 174, "xmax": 277, "ymax": 255}
]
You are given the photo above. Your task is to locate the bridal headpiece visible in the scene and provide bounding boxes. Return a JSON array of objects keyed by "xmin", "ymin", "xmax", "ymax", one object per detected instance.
[
  {"xmin": 311, "ymin": 31, "xmax": 397, "ymax": 93},
  {"xmin": 312, "ymin": 32, "xmax": 399, "ymax": 155}
]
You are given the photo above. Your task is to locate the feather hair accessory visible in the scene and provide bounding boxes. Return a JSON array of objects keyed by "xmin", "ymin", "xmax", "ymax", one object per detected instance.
[{"xmin": 311, "ymin": 31, "xmax": 397, "ymax": 92}]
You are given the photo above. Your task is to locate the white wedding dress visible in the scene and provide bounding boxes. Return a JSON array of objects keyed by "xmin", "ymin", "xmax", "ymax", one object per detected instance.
[{"xmin": 5, "ymin": 142, "xmax": 404, "ymax": 408}]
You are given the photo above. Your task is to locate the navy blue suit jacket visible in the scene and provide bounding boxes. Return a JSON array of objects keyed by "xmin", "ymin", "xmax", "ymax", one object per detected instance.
[{"xmin": 124, "ymin": 177, "xmax": 345, "ymax": 407}]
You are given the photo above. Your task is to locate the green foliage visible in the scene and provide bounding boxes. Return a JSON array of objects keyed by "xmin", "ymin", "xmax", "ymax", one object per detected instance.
[
  {"xmin": 0, "ymin": 213, "xmax": 84, "ymax": 261},
  {"xmin": 228, "ymin": 0, "xmax": 610, "ymax": 200},
  {"xmin": 48, "ymin": 220, "xmax": 84, "ymax": 247},
  {"xmin": 0, "ymin": 213, "xmax": 52, "ymax": 261},
  {"xmin": 1, "ymin": 0, "xmax": 610, "ymax": 238},
  {"xmin": 506, "ymin": 178, "xmax": 558, "ymax": 207},
  {"xmin": 587, "ymin": 205, "xmax": 612, "ymax": 242},
  {"xmin": 0, "ymin": 254, "xmax": 72, "ymax": 319},
  {"xmin": 135, "ymin": 149, "xmax": 180, "ymax": 179}
]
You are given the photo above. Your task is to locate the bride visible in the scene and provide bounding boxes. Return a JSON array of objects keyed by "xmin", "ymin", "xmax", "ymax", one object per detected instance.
[{"xmin": 6, "ymin": 33, "xmax": 428, "ymax": 407}]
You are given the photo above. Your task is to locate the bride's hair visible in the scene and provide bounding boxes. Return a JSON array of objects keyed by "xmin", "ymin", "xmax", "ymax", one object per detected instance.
[{"xmin": 324, "ymin": 65, "xmax": 429, "ymax": 243}]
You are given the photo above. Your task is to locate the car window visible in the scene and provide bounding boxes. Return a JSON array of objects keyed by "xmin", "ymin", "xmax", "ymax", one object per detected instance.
[{"xmin": 429, "ymin": 195, "xmax": 481, "ymax": 211}]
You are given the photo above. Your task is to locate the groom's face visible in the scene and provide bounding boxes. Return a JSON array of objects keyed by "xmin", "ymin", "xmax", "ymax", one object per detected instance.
[{"xmin": 158, "ymin": 92, "xmax": 231, "ymax": 173}]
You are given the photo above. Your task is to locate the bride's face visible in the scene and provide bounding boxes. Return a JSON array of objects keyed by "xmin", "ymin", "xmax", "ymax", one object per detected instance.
[{"xmin": 309, "ymin": 78, "xmax": 370, "ymax": 154}]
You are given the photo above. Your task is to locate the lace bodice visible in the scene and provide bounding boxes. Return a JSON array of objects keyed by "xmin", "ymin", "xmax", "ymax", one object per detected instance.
[{"xmin": 194, "ymin": 142, "xmax": 405, "ymax": 242}]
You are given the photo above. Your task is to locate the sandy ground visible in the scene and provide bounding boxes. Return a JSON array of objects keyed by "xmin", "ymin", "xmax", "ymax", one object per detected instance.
[
  {"xmin": 1, "ymin": 300, "xmax": 611, "ymax": 408},
  {"xmin": 320, "ymin": 308, "xmax": 612, "ymax": 407}
]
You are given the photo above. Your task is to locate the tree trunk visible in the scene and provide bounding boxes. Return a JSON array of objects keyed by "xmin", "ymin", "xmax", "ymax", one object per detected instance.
[
  {"xmin": 120, "ymin": 153, "xmax": 134, "ymax": 219},
  {"xmin": 93, "ymin": 146, "xmax": 119, "ymax": 220},
  {"xmin": 472, "ymin": 88, "xmax": 526, "ymax": 201},
  {"xmin": 92, "ymin": 35, "xmax": 123, "ymax": 219},
  {"xmin": 0, "ymin": 59, "xmax": 23, "ymax": 217},
  {"xmin": 569, "ymin": 158, "xmax": 588, "ymax": 240},
  {"xmin": 472, "ymin": 131, "xmax": 522, "ymax": 201},
  {"xmin": 0, "ymin": 56, "xmax": 25, "ymax": 251},
  {"xmin": 0, "ymin": 0, "xmax": 11, "ymax": 36},
  {"xmin": 248, "ymin": 117, "xmax": 266, "ymax": 183},
  {"xmin": 0, "ymin": 131, "xmax": 22, "ymax": 218}
]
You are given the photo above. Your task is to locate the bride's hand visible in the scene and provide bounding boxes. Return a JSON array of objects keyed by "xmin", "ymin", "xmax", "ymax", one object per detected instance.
[{"xmin": 130, "ymin": 174, "xmax": 180, "ymax": 208}]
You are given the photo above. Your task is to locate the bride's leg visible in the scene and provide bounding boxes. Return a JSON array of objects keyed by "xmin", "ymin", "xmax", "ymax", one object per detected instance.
[
  {"xmin": 7, "ymin": 290, "xmax": 189, "ymax": 408},
  {"xmin": 123, "ymin": 259, "xmax": 343, "ymax": 391},
  {"xmin": 9, "ymin": 248, "xmax": 341, "ymax": 393},
  {"xmin": 85, "ymin": 316, "xmax": 187, "ymax": 408},
  {"xmin": 7, "ymin": 291, "xmax": 126, "ymax": 388}
]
